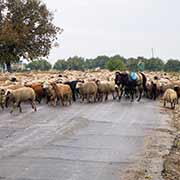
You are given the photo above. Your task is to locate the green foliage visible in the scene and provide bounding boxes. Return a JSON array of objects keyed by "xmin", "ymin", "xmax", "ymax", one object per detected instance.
[
  {"xmin": 105, "ymin": 57, "xmax": 125, "ymax": 71},
  {"xmin": 144, "ymin": 58, "xmax": 164, "ymax": 71},
  {"xmin": 0, "ymin": 0, "xmax": 61, "ymax": 71},
  {"xmin": 126, "ymin": 58, "xmax": 139, "ymax": 71},
  {"xmin": 67, "ymin": 56, "xmax": 85, "ymax": 70},
  {"xmin": 164, "ymin": 59, "xmax": 180, "ymax": 72},
  {"xmin": 92, "ymin": 56, "xmax": 110, "ymax": 69},
  {"xmin": 53, "ymin": 56, "xmax": 85, "ymax": 71},
  {"xmin": 53, "ymin": 59, "xmax": 68, "ymax": 71},
  {"xmin": 52, "ymin": 55, "xmax": 180, "ymax": 72},
  {"xmin": 26, "ymin": 59, "xmax": 51, "ymax": 71}
]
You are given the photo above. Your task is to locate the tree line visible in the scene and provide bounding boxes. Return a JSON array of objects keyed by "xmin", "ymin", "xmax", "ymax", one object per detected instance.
[{"xmin": 25, "ymin": 55, "xmax": 180, "ymax": 72}]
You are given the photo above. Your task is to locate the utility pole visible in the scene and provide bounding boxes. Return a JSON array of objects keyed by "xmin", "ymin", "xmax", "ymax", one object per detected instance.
[{"xmin": 151, "ymin": 48, "xmax": 154, "ymax": 58}]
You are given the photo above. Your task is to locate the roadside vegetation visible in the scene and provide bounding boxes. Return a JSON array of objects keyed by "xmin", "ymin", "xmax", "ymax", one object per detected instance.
[{"xmin": 25, "ymin": 56, "xmax": 180, "ymax": 72}]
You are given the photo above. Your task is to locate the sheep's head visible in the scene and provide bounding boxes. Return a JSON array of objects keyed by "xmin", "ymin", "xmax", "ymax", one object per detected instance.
[
  {"xmin": 0, "ymin": 88, "xmax": 5, "ymax": 96},
  {"xmin": 5, "ymin": 90, "xmax": 14, "ymax": 102}
]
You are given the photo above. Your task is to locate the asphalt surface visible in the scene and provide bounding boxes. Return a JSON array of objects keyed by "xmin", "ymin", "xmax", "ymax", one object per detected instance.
[{"xmin": 0, "ymin": 98, "xmax": 169, "ymax": 180}]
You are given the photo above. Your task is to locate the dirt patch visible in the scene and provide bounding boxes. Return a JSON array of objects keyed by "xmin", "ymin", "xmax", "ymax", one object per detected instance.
[
  {"xmin": 162, "ymin": 105, "xmax": 180, "ymax": 180},
  {"xmin": 120, "ymin": 106, "xmax": 176, "ymax": 180}
]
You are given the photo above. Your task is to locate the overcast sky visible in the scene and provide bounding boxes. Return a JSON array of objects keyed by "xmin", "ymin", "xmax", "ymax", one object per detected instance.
[{"xmin": 43, "ymin": 0, "xmax": 180, "ymax": 63}]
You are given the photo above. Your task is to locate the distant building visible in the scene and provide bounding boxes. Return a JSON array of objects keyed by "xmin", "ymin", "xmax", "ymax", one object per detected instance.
[{"xmin": 12, "ymin": 58, "xmax": 29, "ymax": 71}]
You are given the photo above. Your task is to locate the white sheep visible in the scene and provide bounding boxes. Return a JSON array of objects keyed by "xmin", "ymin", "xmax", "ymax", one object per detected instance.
[
  {"xmin": 5, "ymin": 87, "xmax": 37, "ymax": 113},
  {"xmin": 163, "ymin": 88, "xmax": 177, "ymax": 109}
]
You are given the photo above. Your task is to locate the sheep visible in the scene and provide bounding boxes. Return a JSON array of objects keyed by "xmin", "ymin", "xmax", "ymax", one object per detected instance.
[
  {"xmin": 5, "ymin": 87, "xmax": 37, "ymax": 113},
  {"xmin": 78, "ymin": 82, "xmax": 97, "ymax": 103},
  {"xmin": 25, "ymin": 83, "xmax": 46, "ymax": 104},
  {"xmin": 163, "ymin": 88, "xmax": 178, "ymax": 109},
  {"xmin": 95, "ymin": 80, "xmax": 119, "ymax": 102},
  {"xmin": 107, "ymin": 81, "xmax": 120, "ymax": 100},
  {"xmin": 64, "ymin": 80, "xmax": 83, "ymax": 102},
  {"xmin": 96, "ymin": 80, "xmax": 110, "ymax": 102},
  {"xmin": 51, "ymin": 82, "xmax": 72, "ymax": 106},
  {"xmin": 43, "ymin": 82, "xmax": 57, "ymax": 106},
  {"xmin": 2, "ymin": 84, "xmax": 25, "ymax": 108}
]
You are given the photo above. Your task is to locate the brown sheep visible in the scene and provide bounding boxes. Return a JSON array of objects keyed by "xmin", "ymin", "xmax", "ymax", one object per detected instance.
[
  {"xmin": 174, "ymin": 85, "xmax": 180, "ymax": 104},
  {"xmin": 26, "ymin": 83, "xmax": 45, "ymax": 103},
  {"xmin": 163, "ymin": 88, "xmax": 178, "ymax": 109},
  {"xmin": 5, "ymin": 87, "xmax": 37, "ymax": 113},
  {"xmin": 51, "ymin": 82, "xmax": 72, "ymax": 106},
  {"xmin": 78, "ymin": 82, "xmax": 97, "ymax": 103},
  {"xmin": 43, "ymin": 82, "xmax": 57, "ymax": 107}
]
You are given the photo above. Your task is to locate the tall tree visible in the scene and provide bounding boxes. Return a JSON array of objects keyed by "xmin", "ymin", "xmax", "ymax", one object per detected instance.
[
  {"xmin": 105, "ymin": 57, "xmax": 125, "ymax": 71},
  {"xmin": 164, "ymin": 59, "xmax": 180, "ymax": 72},
  {"xmin": 66, "ymin": 56, "xmax": 85, "ymax": 70},
  {"xmin": 145, "ymin": 58, "xmax": 164, "ymax": 71},
  {"xmin": 53, "ymin": 59, "xmax": 68, "ymax": 71},
  {"xmin": 93, "ymin": 56, "xmax": 110, "ymax": 69},
  {"xmin": 0, "ymin": 0, "xmax": 62, "ymax": 72}
]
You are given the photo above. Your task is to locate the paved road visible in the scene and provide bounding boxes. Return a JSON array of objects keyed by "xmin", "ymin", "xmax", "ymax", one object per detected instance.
[{"xmin": 0, "ymin": 99, "xmax": 169, "ymax": 180}]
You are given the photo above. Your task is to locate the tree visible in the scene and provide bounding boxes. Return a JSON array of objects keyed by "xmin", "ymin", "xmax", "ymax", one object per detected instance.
[
  {"xmin": 66, "ymin": 56, "xmax": 85, "ymax": 70},
  {"xmin": 164, "ymin": 59, "xmax": 180, "ymax": 72},
  {"xmin": 106, "ymin": 57, "xmax": 125, "ymax": 71},
  {"xmin": 92, "ymin": 56, "xmax": 110, "ymax": 69},
  {"xmin": 26, "ymin": 59, "xmax": 51, "ymax": 71},
  {"xmin": 53, "ymin": 59, "xmax": 68, "ymax": 71},
  {"xmin": 144, "ymin": 58, "xmax": 164, "ymax": 71},
  {"xmin": 0, "ymin": 0, "xmax": 61, "ymax": 72}
]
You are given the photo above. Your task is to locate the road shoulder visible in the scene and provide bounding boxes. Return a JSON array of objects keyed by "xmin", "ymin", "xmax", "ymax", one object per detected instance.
[{"xmin": 119, "ymin": 104, "xmax": 176, "ymax": 180}]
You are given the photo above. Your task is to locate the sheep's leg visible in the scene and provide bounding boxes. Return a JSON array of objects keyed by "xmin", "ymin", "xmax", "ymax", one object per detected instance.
[
  {"xmin": 105, "ymin": 93, "xmax": 108, "ymax": 101},
  {"xmin": 31, "ymin": 101, "xmax": 37, "ymax": 111},
  {"xmin": 115, "ymin": 87, "xmax": 119, "ymax": 99},
  {"xmin": 18, "ymin": 102, "xmax": 22, "ymax": 113},
  {"xmin": 5, "ymin": 97, "xmax": 9, "ymax": 108},
  {"xmin": 72, "ymin": 92, "xmax": 76, "ymax": 102},
  {"xmin": 94, "ymin": 93, "xmax": 96, "ymax": 103},
  {"xmin": 61, "ymin": 97, "xmax": 64, "ymax": 106},
  {"xmin": 130, "ymin": 89, "xmax": 134, "ymax": 102},
  {"xmin": 69, "ymin": 95, "xmax": 72, "ymax": 105},
  {"xmin": 0, "ymin": 103, "xmax": 4, "ymax": 110},
  {"xmin": 171, "ymin": 102, "xmax": 174, "ymax": 109},
  {"xmin": 10, "ymin": 105, "xmax": 15, "ymax": 113},
  {"xmin": 87, "ymin": 94, "xmax": 90, "ymax": 103},
  {"xmin": 53, "ymin": 97, "xmax": 57, "ymax": 107},
  {"xmin": 137, "ymin": 87, "xmax": 143, "ymax": 102},
  {"xmin": 100, "ymin": 93, "xmax": 103, "ymax": 102},
  {"xmin": 81, "ymin": 95, "xmax": 84, "ymax": 103},
  {"xmin": 65, "ymin": 95, "xmax": 68, "ymax": 106},
  {"xmin": 36, "ymin": 96, "xmax": 41, "ymax": 104},
  {"xmin": 119, "ymin": 87, "xmax": 123, "ymax": 101},
  {"xmin": 164, "ymin": 101, "xmax": 166, "ymax": 107}
]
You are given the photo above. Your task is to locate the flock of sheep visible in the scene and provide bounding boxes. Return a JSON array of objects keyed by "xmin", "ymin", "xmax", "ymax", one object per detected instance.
[{"xmin": 0, "ymin": 70, "xmax": 179, "ymax": 114}]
